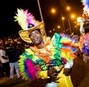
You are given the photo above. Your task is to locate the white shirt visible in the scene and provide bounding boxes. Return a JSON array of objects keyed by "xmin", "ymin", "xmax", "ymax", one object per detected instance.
[
  {"xmin": 64, "ymin": 60, "xmax": 73, "ymax": 69},
  {"xmin": 0, "ymin": 49, "xmax": 9, "ymax": 63}
]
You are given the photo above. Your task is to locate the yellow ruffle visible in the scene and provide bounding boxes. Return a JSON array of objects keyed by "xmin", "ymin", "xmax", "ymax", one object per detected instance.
[
  {"xmin": 37, "ymin": 68, "xmax": 73, "ymax": 87},
  {"xmin": 57, "ymin": 69, "xmax": 73, "ymax": 87}
]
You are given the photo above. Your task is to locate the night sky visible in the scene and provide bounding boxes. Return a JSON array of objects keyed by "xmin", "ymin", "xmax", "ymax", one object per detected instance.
[{"xmin": 0, "ymin": 0, "xmax": 83, "ymax": 37}]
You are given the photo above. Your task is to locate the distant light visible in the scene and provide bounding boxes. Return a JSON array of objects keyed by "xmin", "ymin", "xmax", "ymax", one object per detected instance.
[
  {"xmin": 74, "ymin": 25, "xmax": 77, "ymax": 28},
  {"xmin": 77, "ymin": 23, "xmax": 80, "ymax": 26},
  {"xmin": 66, "ymin": 6, "xmax": 71, "ymax": 11},
  {"xmin": 51, "ymin": 8, "xmax": 56, "ymax": 14},
  {"xmin": 71, "ymin": 13, "xmax": 76, "ymax": 19},
  {"xmin": 53, "ymin": 29, "xmax": 55, "ymax": 31},
  {"xmin": 66, "ymin": 29, "xmax": 68, "ymax": 31},
  {"xmin": 74, "ymin": 21, "xmax": 77, "ymax": 24},
  {"xmin": 57, "ymin": 25, "xmax": 61, "ymax": 29},
  {"xmin": 77, "ymin": 17, "xmax": 82, "ymax": 23},
  {"xmin": 62, "ymin": 17, "xmax": 65, "ymax": 20},
  {"xmin": 49, "ymin": 30, "xmax": 52, "ymax": 33}
]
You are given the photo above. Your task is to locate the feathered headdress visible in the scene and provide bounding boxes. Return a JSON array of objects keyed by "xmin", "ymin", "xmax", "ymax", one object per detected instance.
[{"xmin": 14, "ymin": 8, "xmax": 46, "ymax": 43}]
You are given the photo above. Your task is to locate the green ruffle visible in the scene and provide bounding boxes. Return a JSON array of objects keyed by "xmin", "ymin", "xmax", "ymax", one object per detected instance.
[{"xmin": 51, "ymin": 33, "xmax": 62, "ymax": 49}]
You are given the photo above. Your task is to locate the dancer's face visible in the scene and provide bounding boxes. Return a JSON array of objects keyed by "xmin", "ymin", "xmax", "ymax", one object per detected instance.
[{"xmin": 30, "ymin": 30, "xmax": 43, "ymax": 45}]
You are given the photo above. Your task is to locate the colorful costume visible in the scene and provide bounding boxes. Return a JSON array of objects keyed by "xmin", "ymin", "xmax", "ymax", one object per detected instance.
[
  {"xmin": 78, "ymin": 0, "xmax": 89, "ymax": 35},
  {"xmin": 78, "ymin": 0, "xmax": 89, "ymax": 55},
  {"xmin": 14, "ymin": 8, "xmax": 78, "ymax": 87},
  {"xmin": 79, "ymin": 33, "xmax": 89, "ymax": 55}
]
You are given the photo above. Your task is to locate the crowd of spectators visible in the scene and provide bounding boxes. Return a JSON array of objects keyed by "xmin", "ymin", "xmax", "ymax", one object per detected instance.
[{"xmin": 0, "ymin": 35, "xmax": 30, "ymax": 78}]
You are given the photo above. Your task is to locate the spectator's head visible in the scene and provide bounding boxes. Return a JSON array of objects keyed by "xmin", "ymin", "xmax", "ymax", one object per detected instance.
[{"xmin": 0, "ymin": 39, "xmax": 4, "ymax": 46}]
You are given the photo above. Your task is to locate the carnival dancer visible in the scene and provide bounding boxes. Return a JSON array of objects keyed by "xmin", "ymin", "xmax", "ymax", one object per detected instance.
[{"xmin": 14, "ymin": 8, "xmax": 78, "ymax": 87}]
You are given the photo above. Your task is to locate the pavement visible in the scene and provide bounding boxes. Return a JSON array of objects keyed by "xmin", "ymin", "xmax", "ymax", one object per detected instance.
[
  {"xmin": 0, "ymin": 76, "xmax": 30, "ymax": 87},
  {"xmin": 1, "ymin": 58, "xmax": 89, "ymax": 87},
  {"xmin": 0, "ymin": 75, "xmax": 47, "ymax": 87}
]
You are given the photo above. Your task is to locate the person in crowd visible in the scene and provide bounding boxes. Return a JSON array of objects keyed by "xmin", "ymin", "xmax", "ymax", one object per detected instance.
[
  {"xmin": 6, "ymin": 39, "xmax": 20, "ymax": 79},
  {"xmin": 82, "ymin": 52, "xmax": 89, "ymax": 63},
  {"xmin": 0, "ymin": 39, "xmax": 9, "ymax": 77},
  {"xmin": 69, "ymin": 48, "xmax": 86, "ymax": 87}
]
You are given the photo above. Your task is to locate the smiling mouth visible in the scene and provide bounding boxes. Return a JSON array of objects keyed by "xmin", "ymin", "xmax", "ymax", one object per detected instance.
[
  {"xmin": 34, "ymin": 37, "xmax": 39, "ymax": 41},
  {"xmin": 33, "ymin": 38, "xmax": 40, "ymax": 42}
]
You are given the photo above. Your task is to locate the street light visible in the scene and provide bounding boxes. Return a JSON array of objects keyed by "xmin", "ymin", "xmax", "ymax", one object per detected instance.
[
  {"xmin": 70, "ymin": 13, "xmax": 76, "ymax": 19},
  {"xmin": 66, "ymin": 6, "xmax": 76, "ymax": 34},
  {"xmin": 74, "ymin": 21, "xmax": 77, "ymax": 24},
  {"xmin": 69, "ymin": 13, "xmax": 76, "ymax": 33},
  {"xmin": 51, "ymin": 8, "xmax": 56, "ymax": 14},
  {"xmin": 66, "ymin": 6, "xmax": 72, "ymax": 34},
  {"xmin": 57, "ymin": 25, "xmax": 61, "ymax": 29},
  {"xmin": 61, "ymin": 16, "xmax": 65, "ymax": 31},
  {"xmin": 62, "ymin": 16, "xmax": 65, "ymax": 20},
  {"xmin": 68, "ymin": 19, "xmax": 72, "ymax": 34},
  {"xmin": 67, "ymin": 14, "xmax": 76, "ymax": 34},
  {"xmin": 66, "ymin": 6, "xmax": 71, "ymax": 11}
]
